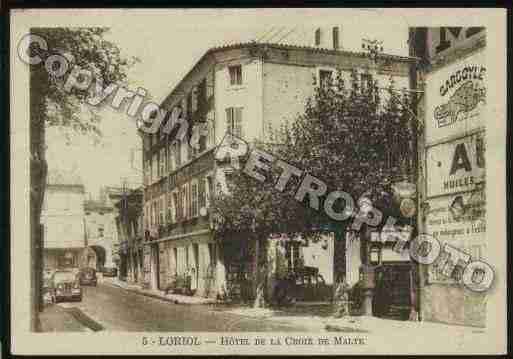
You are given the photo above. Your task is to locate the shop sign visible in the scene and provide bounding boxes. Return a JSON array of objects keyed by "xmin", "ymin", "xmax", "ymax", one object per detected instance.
[
  {"xmin": 426, "ymin": 132, "xmax": 485, "ymax": 197},
  {"xmin": 424, "ymin": 50, "xmax": 486, "ymax": 144}
]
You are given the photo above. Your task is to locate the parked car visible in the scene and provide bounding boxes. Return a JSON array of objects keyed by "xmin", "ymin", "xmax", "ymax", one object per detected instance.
[
  {"xmin": 78, "ymin": 267, "xmax": 97, "ymax": 286},
  {"xmin": 102, "ymin": 267, "xmax": 118, "ymax": 277},
  {"xmin": 52, "ymin": 270, "xmax": 82, "ymax": 302}
]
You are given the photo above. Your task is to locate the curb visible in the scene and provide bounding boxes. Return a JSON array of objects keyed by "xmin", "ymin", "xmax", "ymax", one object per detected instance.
[
  {"xmin": 62, "ymin": 307, "xmax": 105, "ymax": 332},
  {"xmin": 105, "ymin": 280, "xmax": 216, "ymax": 305}
]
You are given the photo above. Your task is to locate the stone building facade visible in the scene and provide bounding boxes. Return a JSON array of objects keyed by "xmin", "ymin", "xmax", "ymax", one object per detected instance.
[{"xmin": 140, "ymin": 34, "xmax": 413, "ymax": 301}]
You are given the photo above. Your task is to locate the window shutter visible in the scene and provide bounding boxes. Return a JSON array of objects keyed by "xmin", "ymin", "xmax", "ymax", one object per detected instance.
[
  {"xmin": 226, "ymin": 108, "xmax": 233, "ymax": 134},
  {"xmin": 198, "ymin": 177, "xmax": 206, "ymax": 209},
  {"xmin": 235, "ymin": 107, "xmax": 243, "ymax": 137},
  {"xmin": 188, "ymin": 183, "xmax": 193, "ymax": 218},
  {"xmin": 333, "ymin": 27, "xmax": 340, "ymax": 49},
  {"xmin": 315, "ymin": 28, "xmax": 321, "ymax": 46}
]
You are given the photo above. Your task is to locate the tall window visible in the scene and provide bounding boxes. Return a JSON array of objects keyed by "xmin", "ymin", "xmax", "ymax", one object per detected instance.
[
  {"xmin": 152, "ymin": 153, "xmax": 158, "ymax": 182},
  {"xmin": 151, "ymin": 201, "xmax": 156, "ymax": 227},
  {"xmin": 160, "ymin": 148, "xmax": 166, "ymax": 178},
  {"xmin": 160, "ymin": 196, "xmax": 165, "ymax": 225},
  {"xmin": 198, "ymin": 177, "xmax": 206, "ymax": 210},
  {"xmin": 332, "ymin": 27, "xmax": 340, "ymax": 49},
  {"xmin": 226, "ymin": 107, "xmax": 243, "ymax": 137},
  {"xmin": 228, "ymin": 65, "xmax": 242, "ymax": 86},
  {"xmin": 206, "ymin": 176, "xmax": 213, "ymax": 205},
  {"xmin": 173, "ymin": 192, "xmax": 180, "ymax": 222},
  {"xmin": 208, "ymin": 243, "xmax": 217, "ymax": 268},
  {"xmin": 167, "ymin": 142, "xmax": 175, "ymax": 172},
  {"xmin": 187, "ymin": 140, "xmax": 193, "ymax": 161},
  {"xmin": 187, "ymin": 183, "xmax": 192, "ymax": 218},
  {"xmin": 319, "ymin": 70, "xmax": 333, "ymax": 87},
  {"xmin": 191, "ymin": 181, "xmax": 199, "ymax": 218},
  {"xmin": 315, "ymin": 28, "xmax": 321, "ymax": 46},
  {"xmin": 360, "ymin": 73, "xmax": 373, "ymax": 92},
  {"xmin": 144, "ymin": 206, "xmax": 149, "ymax": 230},
  {"xmin": 181, "ymin": 184, "xmax": 188, "ymax": 220},
  {"xmin": 174, "ymin": 140, "xmax": 181, "ymax": 167},
  {"xmin": 143, "ymin": 160, "xmax": 148, "ymax": 185},
  {"xmin": 167, "ymin": 193, "xmax": 173, "ymax": 224},
  {"xmin": 173, "ymin": 248, "xmax": 178, "ymax": 274}
]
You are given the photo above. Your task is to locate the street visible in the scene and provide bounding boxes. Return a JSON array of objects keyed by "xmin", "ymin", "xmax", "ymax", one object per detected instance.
[{"xmin": 51, "ymin": 282, "xmax": 313, "ymax": 332}]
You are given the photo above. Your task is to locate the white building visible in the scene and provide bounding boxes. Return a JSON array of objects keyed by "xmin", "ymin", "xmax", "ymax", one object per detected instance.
[{"xmin": 41, "ymin": 169, "xmax": 87, "ymax": 270}]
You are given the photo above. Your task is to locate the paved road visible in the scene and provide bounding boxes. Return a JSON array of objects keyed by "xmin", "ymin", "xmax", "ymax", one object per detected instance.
[{"xmin": 57, "ymin": 283, "xmax": 312, "ymax": 332}]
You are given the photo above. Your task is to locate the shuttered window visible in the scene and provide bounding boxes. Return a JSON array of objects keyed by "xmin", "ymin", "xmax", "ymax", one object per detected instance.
[
  {"xmin": 174, "ymin": 141, "xmax": 181, "ymax": 167},
  {"xmin": 191, "ymin": 181, "xmax": 199, "ymax": 218},
  {"xmin": 167, "ymin": 193, "xmax": 173, "ymax": 223},
  {"xmin": 226, "ymin": 107, "xmax": 243, "ymax": 137},
  {"xmin": 173, "ymin": 192, "xmax": 180, "ymax": 222},
  {"xmin": 333, "ymin": 27, "xmax": 340, "ymax": 49},
  {"xmin": 198, "ymin": 177, "xmax": 206, "ymax": 210},
  {"xmin": 315, "ymin": 28, "xmax": 321, "ymax": 46},
  {"xmin": 160, "ymin": 148, "xmax": 166, "ymax": 177},
  {"xmin": 228, "ymin": 65, "xmax": 242, "ymax": 85}
]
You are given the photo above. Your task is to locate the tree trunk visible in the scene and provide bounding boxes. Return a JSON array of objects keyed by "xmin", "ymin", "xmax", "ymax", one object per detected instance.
[
  {"xmin": 253, "ymin": 238, "xmax": 267, "ymax": 309},
  {"xmin": 30, "ymin": 69, "xmax": 48, "ymax": 331}
]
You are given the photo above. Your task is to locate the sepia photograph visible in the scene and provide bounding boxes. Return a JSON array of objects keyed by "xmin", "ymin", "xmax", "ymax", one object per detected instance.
[{"xmin": 8, "ymin": 8, "xmax": 508, "ymax": 355}]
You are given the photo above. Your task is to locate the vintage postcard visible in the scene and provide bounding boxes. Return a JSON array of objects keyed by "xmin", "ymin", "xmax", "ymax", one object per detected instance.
[{"xmin": 9, "ymin": 8, "xmax": 507, "ymax": 355}]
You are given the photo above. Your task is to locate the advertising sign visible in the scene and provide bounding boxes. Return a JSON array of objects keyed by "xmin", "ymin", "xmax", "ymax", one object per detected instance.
[
  {"xmin": 424, "ymin": 191, "xmax": 486, "ymax": 283},
  {"xmin": 424, "ymin": 50, "xmax": 486, "ymax": 144},
  {"xmin": 426, "ymin": 132, "xmax": 485, "ymax": 197}
]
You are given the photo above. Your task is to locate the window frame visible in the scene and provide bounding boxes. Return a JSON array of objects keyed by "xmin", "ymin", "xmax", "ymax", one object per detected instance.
[
  {"xmin": 225, "ymin": 107, "xmax": 243, "ymax": 137},
  {"xmin": 317, "ymin": 67, "xmax": 335, "ymax": 88},
  {"xmin": 191, "ymin": 180, "xmax": 199, "ymax": 218},
  {"xmin": 228, "ymin": 64, "xmax": 243, "ymax": 86}
]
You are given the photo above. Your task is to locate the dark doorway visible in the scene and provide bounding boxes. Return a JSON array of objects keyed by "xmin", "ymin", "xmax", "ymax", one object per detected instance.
[
  {"xmin": 89, "ymin": 245, "xmax": 107, "ymax": 271},
  {"xmin": 373, "ymin": 263, "xmax": 412, "ymax": 320}
]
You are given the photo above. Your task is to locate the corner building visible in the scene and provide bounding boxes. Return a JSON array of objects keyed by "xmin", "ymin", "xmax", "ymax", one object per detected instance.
[{"xmin": 140, "ymin": 34, "xmax": 414, "ymax": 300}]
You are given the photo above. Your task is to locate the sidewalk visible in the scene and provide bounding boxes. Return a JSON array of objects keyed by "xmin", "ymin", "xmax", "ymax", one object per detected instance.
[
  {"xmin": 220, "ymin": 305, "xmax": 482, "ymax": 335},
  {"xmin": 39, "ymin": 305, "xmax": 92, "ymax": 332},
  {"xmin": 103, "ymin": 277, "xmax": 217, "ymax": 305}
]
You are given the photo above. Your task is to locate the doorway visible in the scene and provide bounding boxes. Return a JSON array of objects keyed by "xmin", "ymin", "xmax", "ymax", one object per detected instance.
[{"xmin": 373, "ymin": 263, "xmax": 412, "ymax": 320}]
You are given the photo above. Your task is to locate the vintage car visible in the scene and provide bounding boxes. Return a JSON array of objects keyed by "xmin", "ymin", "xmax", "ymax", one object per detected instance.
[
  {"xmin": 78, "ymin": 267, "xmax": 97, "ymax": 286},
  {"xmin": 52, "ymin": 270, "xmax": 82, "ymax": 302},
  {"xmin": 273, "ymin": 266, "xmax": 332, "ymax": 306},
  {"xmin": 102, "ymin": 266, "xmax": 118, "ymax": 277}
]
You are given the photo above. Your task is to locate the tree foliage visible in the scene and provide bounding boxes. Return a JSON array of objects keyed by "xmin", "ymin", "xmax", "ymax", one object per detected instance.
[
  {"xmin": 30, "ymin": 27, "xmax": 137, "ymax": 139},
  {"xmin": 211, "ymin": 69, "xmax": 416, "ymax": 240}
]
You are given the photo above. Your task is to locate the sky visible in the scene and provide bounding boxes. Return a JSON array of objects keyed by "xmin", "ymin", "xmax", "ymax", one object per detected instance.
[{"xmin": 44, "ymin": 9, "xmax": 410, "ymax": 198}]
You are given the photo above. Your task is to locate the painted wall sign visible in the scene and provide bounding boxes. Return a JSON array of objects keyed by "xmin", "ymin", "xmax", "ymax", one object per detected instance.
[
  {"xmin": 426, "ymin": 132, "xmax": 485, "ymax": 197},
  {"xmin": 424, "ymin": 191, "xmax": 486, "ymax": 283},
  {"xmin": 424, "ymin": 50, "xmax": 486, "ymax": 144}
]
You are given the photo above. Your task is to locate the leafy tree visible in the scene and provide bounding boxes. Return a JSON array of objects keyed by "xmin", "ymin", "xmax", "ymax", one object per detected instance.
[
  {"xmin": 210, "ymin": 69, "xmax": 415, "ymax": 307},
  {"xmin": 29, "ymin": 28, "xmax": 135, "ymax": 330}
]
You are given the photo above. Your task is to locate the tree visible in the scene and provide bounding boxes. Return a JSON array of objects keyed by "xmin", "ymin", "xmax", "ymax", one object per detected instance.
[
  {"xmin": 29, "ymin": 28, "xmax": 135, "ymax": 331},
  {"xmin": 210, "ymin": 69, "xmax": 415, "ymax": 308}
]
